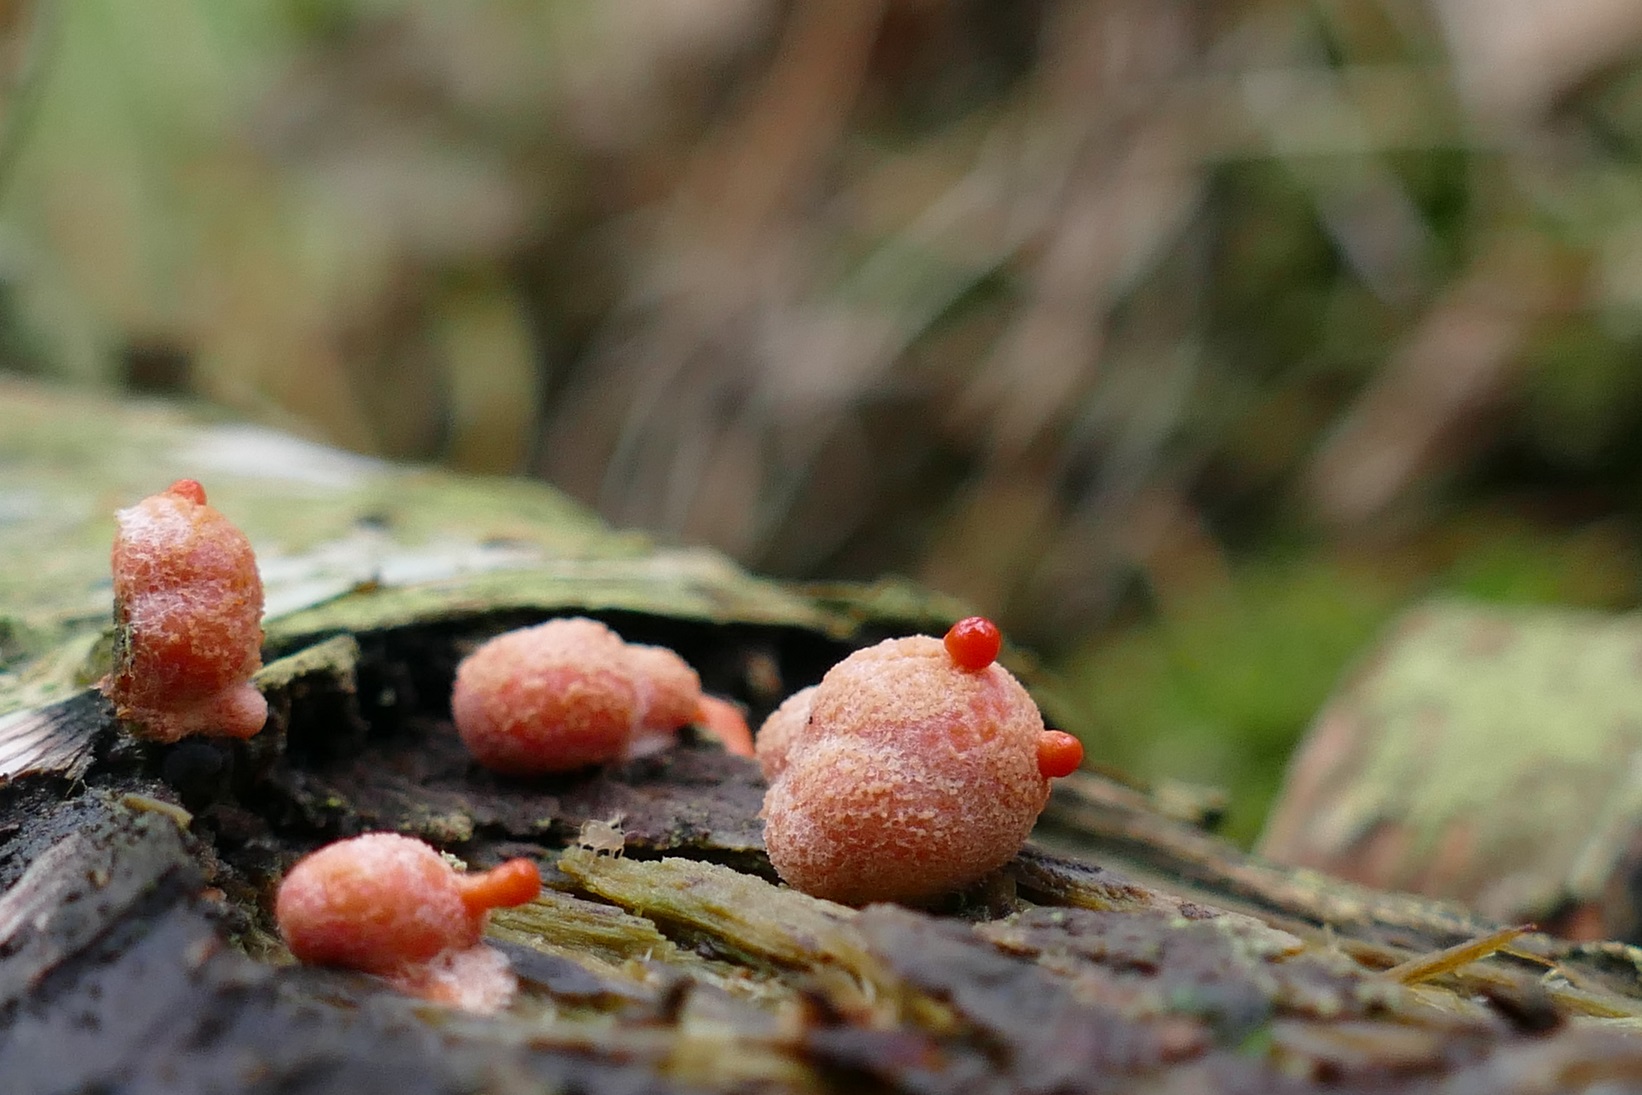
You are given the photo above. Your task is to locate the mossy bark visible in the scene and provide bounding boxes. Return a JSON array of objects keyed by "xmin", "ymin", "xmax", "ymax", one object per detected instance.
[{"xmin": 3, "ymin": 376, "xmax": 1642, "ymax": 1094}]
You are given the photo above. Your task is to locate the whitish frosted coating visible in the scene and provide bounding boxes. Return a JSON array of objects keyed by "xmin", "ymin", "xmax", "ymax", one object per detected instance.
[
  {"xmin": 761, "ymin": 636, "xmax": 1050, "ymax": 905},
  {"xmin": 756, "ymin": 685, "xmax": 817, "ymax": 780},
  {"xmin": 398, "ymin": 944, "xmax": 518, "ymax": 1015},
  {"xmin": 452, "ymin": 617, "xmax": 736, "ymax": 774},
  {"xmin": 274, "ymin": 833, "xmax": 538, "ymax": 1015},
  {"xmin": 101, "ymin": 480, "xmax": 267, "ymax": 742}
]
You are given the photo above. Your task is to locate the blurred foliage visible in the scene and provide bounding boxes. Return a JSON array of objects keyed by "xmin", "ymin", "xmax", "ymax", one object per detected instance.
[{"xmin": 7, "ymin": 0, "xmax": 1642, "ymax": 837}]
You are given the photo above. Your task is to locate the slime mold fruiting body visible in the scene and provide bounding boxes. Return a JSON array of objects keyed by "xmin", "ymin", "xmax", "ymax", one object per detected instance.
[
  {"xmin": 754, "ymin": 685, "xmax": 817, "ymax": 782},
  {"xmin": 943, "ymin": 615, "xmax": 1002, "ymax": 671},
  {"xmin": 101, "ymin": 479, "xmax": 267, "ymax": 742},
  {"xmin": 624, "ymin": 641, "xmax": 714, "ymax": 756},
  {"xmin": 275, "ymin": 833, "xmax": 540, "ymax": 1013},
  {"xmin": 757, "ymin": 618, "xmax": 1083, "ymax": 905},
  {"xmin": 453, "ymin": 617, "xmax": 639, "ymax": 774},
  {"xmin": 451, "ymin": 616, "xmax": 753, "ymax": 776},
  {"xmin": 1036, "ymin": 729, "xmax": 1085, "ymax": 779},
  {"xmin": 696, "ymin": 693, "xmax": 756, "ymax": 761}
]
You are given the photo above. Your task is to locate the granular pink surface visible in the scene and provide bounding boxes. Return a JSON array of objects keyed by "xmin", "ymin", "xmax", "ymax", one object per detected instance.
[
  {"xmin": 755, "ymin": 685, "xmax": 816, "ymax": 780},
  {"xmin": 453, "ymin": 618, "xmax": 641, "ymax": 774},
  {"xmin": 759, "ymin": 635, "xmax": 1056, "ymax": 905},
  {"xmin": 451, "ymin": 616, "xmax": 741, "ymax": 774},
  {"xmin": 626, "ymin": 643, "xmax": 702, "ymax": 734},
  {"xmin": 101, "ymin": 479, "xmax": 267, "ymax": 742},
  {"xmin": 275, "ymin": 833, "xmax": 539, "ymax": 1014}
]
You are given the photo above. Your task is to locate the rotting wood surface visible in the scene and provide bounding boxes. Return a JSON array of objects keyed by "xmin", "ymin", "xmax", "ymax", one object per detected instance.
[{"xmin": 5, "ymin": 379, "xmax": 1642, "ymax": 1093}]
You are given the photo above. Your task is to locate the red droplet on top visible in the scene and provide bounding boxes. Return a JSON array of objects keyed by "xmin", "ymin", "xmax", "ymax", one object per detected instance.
[
  {"xmin": 1037, "ymin": 730, "xmax": 1084, "ymax": 779},
  {"xmin": 943, "ymin": 616, "xmax": 1002, "ymax": 671},
  {"xmin": 167, "ymin": 478, "xmax": 208, "ymax": 505}
]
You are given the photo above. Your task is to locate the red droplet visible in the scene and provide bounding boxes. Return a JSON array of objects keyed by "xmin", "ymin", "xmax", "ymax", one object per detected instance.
[
  {"xmin": 1037, "ymin": 731, "xmax": 1084, "ymax": 779},
  {"xmin": 166, "ymin": 478, "xmax": 207, "ymax": 505},
  {"xmin": 943, "ymin": 616, "xmax": 1002, "ymax": 671}
]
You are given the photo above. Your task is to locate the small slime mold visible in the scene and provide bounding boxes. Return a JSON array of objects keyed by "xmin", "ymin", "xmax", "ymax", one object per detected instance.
[
  {"xmin": 757, "ymin": 617, "xmax": 1083, "ymax": 905},
  {"xmin": 275, "ymin": 833, "xmax": 540, "ymax": 1014},
  {"xmin": 451, "ymin": 616, "xmax": 753, "ymax": 775},
  {"xmin": 101, "ymin": 479, "xmax": 267, "ymax": 742}
]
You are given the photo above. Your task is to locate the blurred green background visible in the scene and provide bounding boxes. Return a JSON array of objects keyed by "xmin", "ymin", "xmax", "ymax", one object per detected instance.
[{"xmin": 6, "ymin": 0, "xmax": 1642, "ymax": 842}]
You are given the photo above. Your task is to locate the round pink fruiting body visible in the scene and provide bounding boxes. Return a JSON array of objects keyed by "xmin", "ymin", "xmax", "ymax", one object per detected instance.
[
  {"xmin": 626, "ymin": 643, "xmax": 702, "ymax": 735},
  {"xmin": 452, "ymin": 618, "xmax": 640, "ymax": 774},
  {"xmin": 452, "ymin": 617, "xmax": 746, "ymax": 774},
  {"xmin": 760, "ymin": 631, "xmax": 1067, "ymax": 905},
  {"xmin": 277, "ymin": 834, "xmax": 483, "ymax": 972},
  {"xmin": 275, "ymin": 833, "xmax": 540, "ymax": 1013},
  {"xmin": 101, "ymin": 479, "xmax": 267, "ymax": 743},
  {"xmin": 755, "ymin": 685, "xmax": 816, "ymax": 781}
]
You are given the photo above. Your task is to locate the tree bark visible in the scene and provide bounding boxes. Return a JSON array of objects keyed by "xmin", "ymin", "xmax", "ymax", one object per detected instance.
[{"xmin": 3, "ymin": 375, "xmax": 1642, "ymax": 1095}]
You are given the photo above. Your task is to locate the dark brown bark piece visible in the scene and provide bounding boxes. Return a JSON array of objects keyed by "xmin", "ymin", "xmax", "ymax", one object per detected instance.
[
  {"xmin": 976, "ymin": 906, "xmax": 1381, "ymax": 1042},
  {"xmin": 0, "ymin": 797, "xmax": 723, "ymax": 1095},
  {"xmin": 853, "ymin": 905, "xmax": 1198, "ymax": 1092},
  {"xmin": 267, "ymin": 717, "xmax": 767, "ymax": 857}
]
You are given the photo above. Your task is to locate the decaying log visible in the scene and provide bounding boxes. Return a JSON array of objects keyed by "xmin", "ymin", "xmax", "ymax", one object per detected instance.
[
  {"xmin": 1260, "ymin": 599, "xmax": 1642, "ymax": 941},
  {"xmin": 4, "ymin": 376, "xmax": 1642, "ymax": 1094}
]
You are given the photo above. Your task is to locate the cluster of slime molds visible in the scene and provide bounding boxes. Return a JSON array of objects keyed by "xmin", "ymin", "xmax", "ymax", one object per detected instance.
[
  {"xmin": 451, "ymin": 616, "xmax": 753, "ymax": 775},
  {"xmin": 275, "ymin": 833, "xmax": 541, "ymax": 1014},
  {"xmin": 757, "ymin": 617, "xmax": 1083, "ymax": 905},
  {"xmin": 100, "ymin": 479, "xmax": 268, "ymax": 743}
]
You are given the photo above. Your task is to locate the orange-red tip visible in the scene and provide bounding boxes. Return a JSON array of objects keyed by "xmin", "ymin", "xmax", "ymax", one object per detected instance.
[
  {"xmin": 166, "ymin": 478, "xmax": 207, "ymax": 505},
  {"xmin": 697, "ymin": 694, "xmax": 755, "ymax": 757},
  {"xmin": 1037, "ymin": 730, "xmax": 1083, "ymax": 779},
  {"xmin": 944, "ymin": 616, "xmax": 1002, "ymax": 671},
  {"xmin": 457, "ymin": 858, "xmax": 541, "ymax": 915}
]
